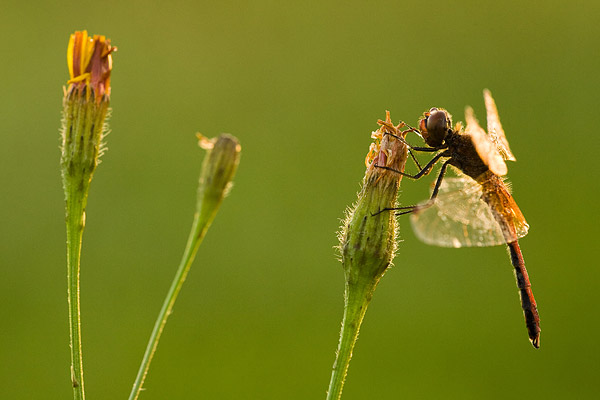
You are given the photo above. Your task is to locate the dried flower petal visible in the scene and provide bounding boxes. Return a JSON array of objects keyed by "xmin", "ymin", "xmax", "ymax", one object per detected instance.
[{"xmin": 67, "ymin": 30, "xmax": 116, "ymax": 101}]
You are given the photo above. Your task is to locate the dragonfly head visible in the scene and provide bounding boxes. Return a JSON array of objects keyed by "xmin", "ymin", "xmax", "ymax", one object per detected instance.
[{"xmin": 420, "ymin": 107, "xmax": 452, "ymax": 147}]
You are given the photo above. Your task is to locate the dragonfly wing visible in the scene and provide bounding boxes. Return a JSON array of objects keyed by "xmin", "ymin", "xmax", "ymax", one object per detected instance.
[
  {"xmin": 512, "ymin": 213, "xmax": 530, "ymax": 239},
  {"xmin": 499, "ymin": 204, "xmax": 530, "ymax": 242},
  {"xmin": 410, "ymin": 177, "xmax": 509, "ymax": 248},
  {"xmin": 465, "ymin": 106, "xmax": 508, "ymax": 176},
  {"xmin": 480, "ymin": 176, "xmax": 530, "ymax": 242},
  {"xmin": 483, "ymin": 89, "xmax": 516, "ymax": 161}
]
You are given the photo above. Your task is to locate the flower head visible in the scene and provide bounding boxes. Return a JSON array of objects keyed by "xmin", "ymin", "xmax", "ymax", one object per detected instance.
[
  {"xmin": 327, "ymin": 113, "xmax": 410, "ymax": 400},
  {"xmin": 67, "ymin": 30, "xmax": 115, "ymax": 101},
  {"xmin": 338, "ymin": 112, "xmax": 410, "ymax": 280},
  {"xmin": 61, "ymin": 31, "xmax": 115, "ymax": 179}
]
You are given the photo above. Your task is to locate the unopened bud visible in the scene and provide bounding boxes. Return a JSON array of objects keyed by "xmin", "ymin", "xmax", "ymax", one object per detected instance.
[
  {"xmin": 338, "ymin": 112, "xmax": 409, "ymax": 282},
  {"xmin": 195, "ymin": 134, "xmax": 241, "ymax": 230}
]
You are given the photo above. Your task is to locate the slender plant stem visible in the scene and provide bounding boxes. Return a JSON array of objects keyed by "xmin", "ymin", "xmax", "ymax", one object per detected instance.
[
  {"xmin": 61, "ymin": 31, "xmax": 114, "ymax": 399},
  {"xmin": 128, "ymin": 211, "xmax": 208, "ymax": 400},
  {"xmin": 128, "ymin": 134, "xmax": 239, "ymax": 399},
  {"xmin": 64, "ymin": 176, "xmax": 90, "ymax": 400},
  {"xmin": 326, "ymin": 280, "xmax": 376, "ymax": 400}
]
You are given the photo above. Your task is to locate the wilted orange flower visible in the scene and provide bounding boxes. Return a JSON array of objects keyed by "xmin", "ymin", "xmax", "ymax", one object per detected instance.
[{"xmin": 67, "ymin": 30, "xmax": 115, "ymax": 101}]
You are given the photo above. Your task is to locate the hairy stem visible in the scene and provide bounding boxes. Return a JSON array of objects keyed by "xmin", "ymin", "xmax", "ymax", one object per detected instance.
[
  {"xmin": 64, "ymin": 175, "xmax": 90, "ymax": 400},
  {"xmin": 326, "ymin": 281, "xmax": 376, "ymax": 400}
]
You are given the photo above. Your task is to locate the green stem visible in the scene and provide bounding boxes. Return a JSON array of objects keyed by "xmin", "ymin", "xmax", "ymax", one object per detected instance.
[
  {"xmin": 326, "ymin": 280, "xmax": 376, "ymax": 400},
  {"xmin": 128, "ymin": 134, "xmax": 239, "ymax": 400},
  {"xmin": 127, "ymin": 207, "xmax": 212, "ymax": 400},
  {"xmin": 64, "ymin": 176, "xmax": 90, "ymax": 400}
]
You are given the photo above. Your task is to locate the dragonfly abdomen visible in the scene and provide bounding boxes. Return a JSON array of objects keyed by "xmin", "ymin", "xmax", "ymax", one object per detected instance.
[{"xmin": 507, "ymin": 241, "xmax": 541, "ymax": 348}]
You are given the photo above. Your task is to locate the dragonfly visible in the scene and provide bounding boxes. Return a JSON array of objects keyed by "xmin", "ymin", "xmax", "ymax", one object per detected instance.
[{"xmin": 376, "ymin": 90, "xmax": 540, "ymax": 348}]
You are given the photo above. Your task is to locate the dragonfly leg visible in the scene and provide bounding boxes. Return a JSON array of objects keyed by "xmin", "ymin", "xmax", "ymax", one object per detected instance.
[
  {"xmin": 374, "ymin": 152, "xmax": 445, "ymax": 180},
  {"xmin": 372, "ymin": 160, "xmax": 451, "ymax": 217},
  {"xmin": 395, "ymin": 160, "xmax": 450, "ymax": 215},
  {"xmin": 382, "ymin": 131, "xmax": 442, "ymax": 153},
  {"xmin": 379, "ymin": 131, "xmax": 446, "ymax": 176},
  {"xmin": 398, "ymin": 120, "xmax": 420, "ymax": 133},
  {"xmin": 408, "ymin": 148, "xmax": 423, "ymax": 170},
  {"xmin": 427, "ymin": 159, "xmax": 451, "ymax": 200},
  {"xmin": 379, "ymin": 129, "xmax": 423, "ymax": 169}
]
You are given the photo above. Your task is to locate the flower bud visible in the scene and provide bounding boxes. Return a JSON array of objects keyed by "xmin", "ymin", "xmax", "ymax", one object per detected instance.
[
  {"xmin": 195, "ymin": 134, "xmax": 241, "ymax": 232},
  {"xmin": 61, "ymin": 31, "xmax": 116, "ymax": 180},
  {"xmin": 339, "ymin": 112, "xmax": 409, "ymax": 283}
]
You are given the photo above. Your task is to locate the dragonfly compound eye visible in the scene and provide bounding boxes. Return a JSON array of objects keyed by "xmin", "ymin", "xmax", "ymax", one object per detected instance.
[{"xmin": 423, "ymin": 108, "xmax": 449, "ymax": 147}]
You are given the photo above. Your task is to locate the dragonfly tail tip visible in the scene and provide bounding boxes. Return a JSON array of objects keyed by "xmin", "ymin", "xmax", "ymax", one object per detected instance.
[{"xmin": 530, "ymin": 335, "xmax": 540, "ymax": 349}]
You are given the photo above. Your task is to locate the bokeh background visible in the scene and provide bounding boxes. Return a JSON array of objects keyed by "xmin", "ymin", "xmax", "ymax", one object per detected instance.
[{"xmin": 1, "ymin": 0, "xmax": 598, "ymax": 398}]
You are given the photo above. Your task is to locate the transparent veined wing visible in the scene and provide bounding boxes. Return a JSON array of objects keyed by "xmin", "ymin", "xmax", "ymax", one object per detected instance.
[
  {"xmin": 478, "ymin": 172, "xmax": 530, "ymax": 243},
  {"xmin": 464, "ymin": 106, "xmax": 508, "ymax": 176},
  {"xmin": 483, "ymin": 89, "xmax": 516, "ymax": 161},
  {"xmin": 410, "ymin": 177, "xmax": 528, "ymax": 248}
]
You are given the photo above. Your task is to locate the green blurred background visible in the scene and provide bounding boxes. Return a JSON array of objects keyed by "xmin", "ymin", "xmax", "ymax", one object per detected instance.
[{"xmin": 1, "ymin": 0, "xmax": 598, "ymax": 398}]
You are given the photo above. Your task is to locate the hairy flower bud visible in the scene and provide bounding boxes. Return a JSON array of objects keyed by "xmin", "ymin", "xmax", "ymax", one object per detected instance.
[
  {"xmin": 339, "ymin": 111, "xmax": 409, "ymax": 283},
  {"xmin": 61, "ymin": 31, "xmax": 116, "ymax": 181},
  {"xmin": 328, "ymin": 112, "xmax": 410, "ymax": 400}
]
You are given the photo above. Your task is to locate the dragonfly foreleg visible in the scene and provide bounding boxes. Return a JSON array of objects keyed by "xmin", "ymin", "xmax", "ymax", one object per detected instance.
[
  {"xmin": 374, "ymin": 152, "xmax": 445, "ymax": 180},
  {"xmin": 382, "ymin": 131, "xmax": 442, "ymax": 153}
]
